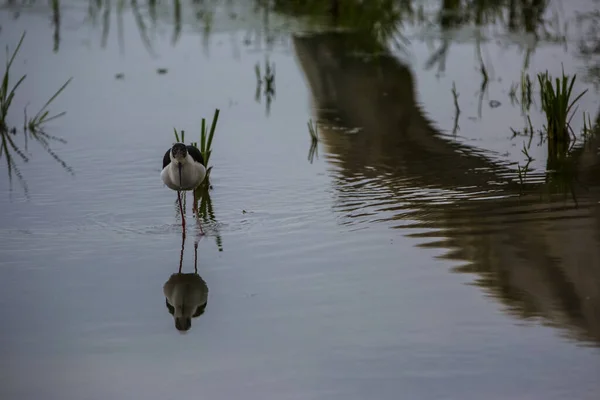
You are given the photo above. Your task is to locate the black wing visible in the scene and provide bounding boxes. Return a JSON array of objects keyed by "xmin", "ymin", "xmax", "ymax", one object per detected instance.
[
  {"xmin": 187, "ymin": 145, "xmax": 205, "ymax": 166},
  {"xmin": 193, "ymin": 302, "xmax": 207, "ymax": 318},
  {"xmin": 165, "ymin": 298, "xmax": 174, "ymax": 315},
  {"xmin": 162, "ymin": 149, "xmax": 171, "ymax": 169}
]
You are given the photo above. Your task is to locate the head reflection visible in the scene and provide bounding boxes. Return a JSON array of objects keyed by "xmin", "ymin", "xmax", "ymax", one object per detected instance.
[{"xmin": 163, "ymin": 232, "xmax": 208, "ymax": 333}]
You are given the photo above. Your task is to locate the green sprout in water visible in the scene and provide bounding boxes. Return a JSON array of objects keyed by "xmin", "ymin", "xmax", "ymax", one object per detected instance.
[{"xmin": 537, "ymin": 68, "xmax": 588, "ymax": 143}]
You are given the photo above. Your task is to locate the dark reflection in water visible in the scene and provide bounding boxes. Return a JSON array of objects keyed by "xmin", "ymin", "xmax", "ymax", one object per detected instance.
[
  {"xmin": 577, "ymin": 8, "xmax": 600, "ymax": 89},
  {"xmin": 164, "ymin": 231, "xmax": 209, "ymax": 332},
  {"xmin": 167, "ymin": 182, "xmax": 224, "ymax": 252},
  {"xmin": 0, "ymin": 109, "xmax": 73, "ymax": 196},
  {"xmin": 293, "ymin": 31, "xmax": 600, "ymax": 346}
]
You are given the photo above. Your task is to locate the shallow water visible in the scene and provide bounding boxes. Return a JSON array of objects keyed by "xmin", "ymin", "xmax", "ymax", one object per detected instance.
[{"xmin": 1, "ymin": 1, "xmax": 600, "ymax": 399}]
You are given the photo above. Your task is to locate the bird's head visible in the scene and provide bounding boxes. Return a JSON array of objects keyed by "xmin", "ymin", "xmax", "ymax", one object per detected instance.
[
  {"xmin": 173, "ymin": 303, "xmax": 199, "ymax": 332},
  {"xmin": 170, "ymin": 143, "xmax": 188, "ymax": 189},
  {"xmin": 170, "ymin": 143, "xmax": 188, "ymax": 165},
  {"xmin": 175, "ymin": 316, "xmax": 192, "ymax": 332}
]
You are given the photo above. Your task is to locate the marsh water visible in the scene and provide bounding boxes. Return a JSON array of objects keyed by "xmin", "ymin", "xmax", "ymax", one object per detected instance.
[{"xmin": 1, "ymin": 1, "xmax": 600, "ymax": 399}]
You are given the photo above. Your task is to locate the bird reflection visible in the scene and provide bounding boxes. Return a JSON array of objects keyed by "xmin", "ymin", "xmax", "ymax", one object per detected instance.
[{"xmin": 163, "ymin": 231, "xmax": 208, "ymax": 332}]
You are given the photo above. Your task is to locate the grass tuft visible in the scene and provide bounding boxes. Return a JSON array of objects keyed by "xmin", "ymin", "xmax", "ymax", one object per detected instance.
[
  {"xmin": 1, "ymin": 31, "xmax": 72, "ymax": 193},
  {"xmin": 199, "ymin": 108, "xmax": 220, "ymax": 170},
  {"xmin": 27, "ymin": 77, "xmax": 72, "ymax": 132},
  {"xmin": 537, "ymin": 68, "xmax": 588, "ymax": 142},
  {"xmin": 0, "ymin": 32, "xmax": 26, "ymax": 133}
]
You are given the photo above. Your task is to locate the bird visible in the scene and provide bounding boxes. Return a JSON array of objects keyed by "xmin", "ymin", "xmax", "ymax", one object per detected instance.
[{"xmin": 161, "ymin": 143, "xmax": 206, "ymax": 229}]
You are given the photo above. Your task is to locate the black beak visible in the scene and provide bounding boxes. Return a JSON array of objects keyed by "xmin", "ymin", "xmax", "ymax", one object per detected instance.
[{"xmin": 178, "ymin": 163, "xmax": 182, "ymax": 189}]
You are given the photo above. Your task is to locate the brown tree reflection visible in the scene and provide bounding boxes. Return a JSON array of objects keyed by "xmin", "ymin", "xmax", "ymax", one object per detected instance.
[{"xmin": 293, "ymin": 30, "xmax": 600, "ymax": 346}]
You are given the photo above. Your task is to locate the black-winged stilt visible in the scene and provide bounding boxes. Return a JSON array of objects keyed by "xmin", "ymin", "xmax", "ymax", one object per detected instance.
[{"xmin": 161, "ymin": 143, "xmax": 206, "ymax": 229}]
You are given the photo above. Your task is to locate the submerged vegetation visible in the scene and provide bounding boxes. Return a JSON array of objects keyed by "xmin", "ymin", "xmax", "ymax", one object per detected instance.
[{"xmin": 0, "ymin": 31, "xmax": 72, "ymax": 193}]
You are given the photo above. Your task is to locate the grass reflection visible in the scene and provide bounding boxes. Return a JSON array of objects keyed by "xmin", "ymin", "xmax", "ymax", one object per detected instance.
[
  {"xmin": 255, "ymin": 58, "xmax": 276, "ymax": 116},
  {"xmin": 307, "ymin": 118, "xmax": 319, "ymax": 163},
  {"xmin": 51, "ymin": 0, "xmax": 60, "ymax": 52}
]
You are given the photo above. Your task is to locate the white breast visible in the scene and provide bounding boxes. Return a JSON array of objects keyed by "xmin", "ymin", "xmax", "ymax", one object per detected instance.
[{"xmin": 161, "ymin": 157, "xmax": 206, "ymax": 191}]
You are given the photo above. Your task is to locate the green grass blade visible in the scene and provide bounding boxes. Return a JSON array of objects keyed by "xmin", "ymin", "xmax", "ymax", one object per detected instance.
[
  {"xmin": 32, "ymin": 77, "xmax": 72, "ymax": 121},
  {"xmin": 8, "ymin": 74, "xmax": 26, "ymax": 102},
  {"xmin": 206, "ymin": 108, "xmax": 220, "ymax": 153},
  {"xmin": 39, "ymin": 111, "xmax": 67, "ymax": 124},
  {"xmin": 6, "ymin": 32, "xmax": 26, "ymax": 72},
  {"xmin": 567, "ymin": 89, "xmax": 587, "ymax": 115},
  {"xmin": 200, "ymin": 118, "xmax": 206, "ymax": 153}
]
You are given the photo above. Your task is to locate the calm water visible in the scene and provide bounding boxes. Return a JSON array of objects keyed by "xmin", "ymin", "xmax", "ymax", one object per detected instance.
[{"xmin": 1, "ymin": 1, "xmax": 600, "ymax": 399}]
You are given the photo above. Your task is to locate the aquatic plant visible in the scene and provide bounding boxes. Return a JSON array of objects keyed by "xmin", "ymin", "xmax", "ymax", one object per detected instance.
[
  {"xmin": 0, "ymin": 33, "xmax": 26, "ymax": 134},
  {"xmin": 537, "ymin": 69, "xmax": 588, "ymax": 142},
  {"xmin": 197, "ymin": 108, "xmax": 220, "ymax": 174},
  {"xmin": 26, "ymin": 79, "xmax": 72, "ymax": 133},
  {"xmin": 1, "ymin": 31, "xmax": 72, "ymax": 193}
]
